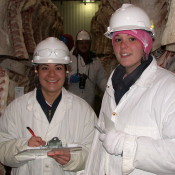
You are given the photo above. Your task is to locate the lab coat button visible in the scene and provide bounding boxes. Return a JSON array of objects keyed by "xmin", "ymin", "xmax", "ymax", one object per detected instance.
[
  {"xmin": 45, "ymin": 164, "xmax": 49, "ymax": 168},
  {"xmin": 112, "ymin": 112, "xmax": 116, "ymax": 116}
]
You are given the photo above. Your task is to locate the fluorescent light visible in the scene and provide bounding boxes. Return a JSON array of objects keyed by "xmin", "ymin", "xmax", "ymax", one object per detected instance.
[{"xmin": 83, "ymin": 0, "xmax": 96, "ymax": 3}]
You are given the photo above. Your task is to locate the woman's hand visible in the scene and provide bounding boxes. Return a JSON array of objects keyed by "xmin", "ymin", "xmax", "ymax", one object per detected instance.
[
  {"xmin": 28, "ymin": 136, "xmax": 46, "ymax": 147},
  {"xmin": 47, "ymin": 149, "xmax": 71, "ymax": 165},
  {"xmin": 99, "ymin": 129, "xmax": 125, "ymax": 155}
]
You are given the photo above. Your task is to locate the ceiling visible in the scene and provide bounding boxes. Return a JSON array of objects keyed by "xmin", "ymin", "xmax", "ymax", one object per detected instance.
[{"xmin": 52, "ymin": 0, "xmax": 100, "ymax": 1}]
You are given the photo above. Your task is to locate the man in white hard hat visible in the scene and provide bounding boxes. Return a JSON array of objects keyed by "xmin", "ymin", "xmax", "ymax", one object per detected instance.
[
  {"xmin": 68, "ymin": 30, "xmax": 107, "ymax": 110},
  {"xmin": 0, "ymin": 37, "xmax": 97, "ymax": 175},
  {"xmin": 84, "ymin": 3, "xmax": 175, "ymax": 175}
]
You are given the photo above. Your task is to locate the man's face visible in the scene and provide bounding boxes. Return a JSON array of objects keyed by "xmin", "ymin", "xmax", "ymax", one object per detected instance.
[{"xmin": 77, "ymin": 40, "xmax": 91, "ymax": 53}]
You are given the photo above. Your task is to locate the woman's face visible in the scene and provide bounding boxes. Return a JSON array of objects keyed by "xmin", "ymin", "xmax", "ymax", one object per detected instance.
[
  {"xmin": 38, "ymin": 63, "xmax": 66, "ymax": 97},
  {"xmin": 113, "ymin": 33, "xmax": 144, "ymax": 74}
]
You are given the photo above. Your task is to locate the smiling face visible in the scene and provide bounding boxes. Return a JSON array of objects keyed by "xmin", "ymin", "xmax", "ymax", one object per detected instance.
[
  {"xmin": 38, "ymin": 64, "xmax": 66, "ymax": 99},
  {"xmin": 112, "ymin": 33, "xmax": 144, "ymax": 74}
]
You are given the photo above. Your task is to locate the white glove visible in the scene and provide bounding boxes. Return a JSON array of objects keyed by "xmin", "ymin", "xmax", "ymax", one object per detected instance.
[{"xmin": 99, "ymin": 129, "xmax": 126, "ymax": 155}]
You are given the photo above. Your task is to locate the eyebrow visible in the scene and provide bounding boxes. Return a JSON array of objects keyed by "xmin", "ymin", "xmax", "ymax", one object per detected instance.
[
  {"xmin": 40, "ymin": 64, "xmax": 63, "ymax": 66},
  {"xmin": 115, "ymin": 34, "xmax": 133, "ymax": 36},
  {"xmin": 55, "ymin": 64, "xmax": 64, "ymax": 67}
]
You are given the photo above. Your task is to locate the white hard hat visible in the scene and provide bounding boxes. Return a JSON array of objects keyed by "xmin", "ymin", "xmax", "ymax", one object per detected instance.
[
  {"xmin": 76, "ymin": 30, "xmax": 91, "ymax": 40},
  {"xmin": 33, "ymin": 37, "xmax": 71, "ymax": 64},
  {"xmin": 105, "ymin": 4, "xmax": 155, "ymax": 39}
]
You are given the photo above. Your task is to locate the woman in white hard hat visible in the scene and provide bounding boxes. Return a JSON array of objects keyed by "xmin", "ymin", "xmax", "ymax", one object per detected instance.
[
  {"xmin": 84, "ymin": 4, "xmax": 175, "ymax": 175},
  {"xmin": 68, "ymin": 30, "xmax": 107, "ymax": 111},
  {"xmin": 0, "ymin": 37, "xmax": 97, "ymax": 175}
]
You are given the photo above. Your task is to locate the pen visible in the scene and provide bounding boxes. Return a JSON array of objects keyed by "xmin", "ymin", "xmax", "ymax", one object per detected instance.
[
  {"xmin": 26, "ymin": 127, "xmax": 36, "ymax": 136},
  {"xmin": 94, "ymin": 124, "xmax": 104, "ymax": 134}
]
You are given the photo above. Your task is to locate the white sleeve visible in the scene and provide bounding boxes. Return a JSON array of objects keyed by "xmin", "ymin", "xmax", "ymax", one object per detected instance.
[
  {"xmin": 122, "ymin": 92, "xmax": 175, "ymax": 174},
  {"xmin": 134, "ymin": 136, "xmax": 175, "ymax": 173},
  {"xmin": 133, "ymin": 90, "xmax": 175, "ymax": 174},
  {"xmin": 0, "ymin": 102, "xmax": 30, "ymax": 167},
  {"xmin": 0, "ymin": 136, "xmax": 29, "ymax": 167}
]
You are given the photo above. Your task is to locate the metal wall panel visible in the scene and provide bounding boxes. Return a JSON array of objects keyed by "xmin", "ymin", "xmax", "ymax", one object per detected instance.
[{"xmin": 54, "ymin": 1, "xmax": 100, "ymax": 40}]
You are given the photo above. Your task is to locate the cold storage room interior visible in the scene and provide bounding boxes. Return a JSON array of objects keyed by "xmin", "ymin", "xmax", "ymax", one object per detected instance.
[{"xmin": 0, "ymin": 0, "xmax": 175, "ymax": 175}]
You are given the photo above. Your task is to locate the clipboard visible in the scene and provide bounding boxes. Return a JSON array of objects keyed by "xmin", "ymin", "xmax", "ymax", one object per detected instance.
[{"xmin": 15, "ymin": 144, "xmax": 82, "ymax": 159}]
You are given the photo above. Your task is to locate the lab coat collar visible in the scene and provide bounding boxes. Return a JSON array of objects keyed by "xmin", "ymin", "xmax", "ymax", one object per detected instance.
[
  {"xmin": 106, "ymin": 56, "xmax": 157, "ymax": 96},
  {"xmin": 26, "ymin": 88, "xmax": 73, "ymax": 125}
]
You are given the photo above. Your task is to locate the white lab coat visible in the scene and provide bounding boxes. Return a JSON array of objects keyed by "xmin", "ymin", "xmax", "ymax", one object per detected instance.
[
  {"xmin": 68, "ymin": 54, "xmax": 107, "ymax": 107},
  {"xmin": 0, "ymin": 88, "xmax": 97, "ymax": 175},
  {"xmin": 84, "ymin": 57, "xmax": 175, "ymax": 175}
]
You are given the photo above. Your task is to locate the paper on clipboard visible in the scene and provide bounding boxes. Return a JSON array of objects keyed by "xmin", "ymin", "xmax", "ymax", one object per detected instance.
[
  {"xmin": 15, "ymin": 145, "xmax": 82, "ymax": 161},
  {"xmin": 103, "ymin": 113, "xmax": 115, "ymax": 131}
]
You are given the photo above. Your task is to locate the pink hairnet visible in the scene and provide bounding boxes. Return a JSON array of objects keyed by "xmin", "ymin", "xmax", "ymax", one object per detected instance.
[{"xmin": 112, "ymin": 30, "xmax": 153, "ymax": 58}]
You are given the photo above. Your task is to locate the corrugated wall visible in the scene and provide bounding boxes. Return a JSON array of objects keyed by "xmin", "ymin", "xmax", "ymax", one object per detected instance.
[{"xmin": 54, "ymin": 1, "xmax": 100, "ymax": 40}]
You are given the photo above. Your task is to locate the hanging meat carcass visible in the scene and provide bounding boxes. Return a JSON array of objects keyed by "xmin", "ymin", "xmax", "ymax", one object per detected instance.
[
  {"xmin": 0, "ymin": 67, "xmax": 9, "ymax": 117},
  {"xmin": 32, "ymin": 1, "xmax": 43, "ymax": 44},
  {"xmin": 40, "ymin": 0, "xmax": 63, "ymax": 39},
  {"xmin": 130, "ymin": 0, "xmax": 169, "ymax": 51},
  {"xmin": 32, "ymin": 0, "xmax": 63, "ymax": 44},
  {"xmin": 7, "ymin": 0, "xmax": 29, "ymax": 58},
  {"xmin": 0, "ymin": 0, "xmax": 14, "ymax": 56},
  {"xmin": 21, "ymin": 0, "xmax": 38, "ymax": 55},
  {"xmin": 0, "ymin": 56, "xmax": 34, "ymax": 105},
  {"xmin": 161, "ymin": 0, "xmax": 175, "ymax": 52}
]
